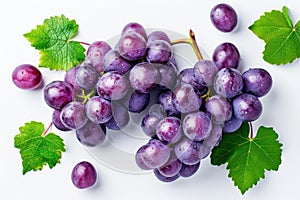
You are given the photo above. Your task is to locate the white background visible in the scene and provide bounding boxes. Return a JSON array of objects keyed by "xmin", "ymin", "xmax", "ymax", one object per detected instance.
[{"xmin": 1, "ymin": 0, "xmax": 300, "ymax": 199}]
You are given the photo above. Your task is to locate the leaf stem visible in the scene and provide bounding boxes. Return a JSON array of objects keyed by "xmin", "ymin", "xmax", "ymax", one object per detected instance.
[
  {"xmin": 78, "ymin": 41, "xmax": 90, "ymax": 46},
  {"xmin": 249, "ymin": 121, "xmax": 254, "ymax": 139},
  {"xmin": 171, "ymin": 29, "xmax": 203, "ymax": 61},
  {"xmin": 42, "ymin": 122, "xmax": 53, "ymax": 137}
]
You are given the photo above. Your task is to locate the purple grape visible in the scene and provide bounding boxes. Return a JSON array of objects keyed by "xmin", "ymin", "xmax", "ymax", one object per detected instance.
[
  {"xmin": 76, "ymin": 120, "xmax": 106, "ymax": 147},
  {"xmin": 210, "ymin": 3, "xmax": 238, "ymax": 32},
  {"xmin": 242, "ymin": 68, "xmax": 273, "ymax": 97},
  {"xmin": 182, "ymin": 111, "xmax": 212, "ymax": 141},
  {"xmin": 214, "ymin": 67, "xmax": 243, "ymax": 98},
  {"xmin": 173, "ymin": 83, "xmax": 202, "ymax": 114},
  {"xmin": 12, "ymin": 64, "xmax": 43, "ymax": 90},
  {"xmin": 147, "ymin": 31, "xmax": 171, "ymax": 44},
  {"xmin": 205, "ymin": 95, "xmax": 232, "ymax": 124},
  {"xmin": 96, "ymin": 71, "xmax": 129, "ymax": 100},
  {"xmin": 52, "ymin": 109, "xmax": 71, "ymax": 131},
  {"xmin": 85, "ymin": 96, "xmax": 112, "ymax": 124},
  {"xmin": 178, "ymin": 68, "xmax": 208, "ymax": 93},
  {"xmin": 199, "ymin": 143, "xmax": 212, "ymax": 159},
  {"xmin": 60, "ymin": 102, "xmax": 88, "ymax": 130},
  {"xmin": 140, "ymin": 139, "xmax": 171, "ymax": 169},
  {"xmin": 158, "ymin": 152, "xmax": 182, "ymax": 177},
  {"xmin": 157, "ymin": 90, "xmax": 181, "ymax": 117},
  {"xmin": 85, "ymin": 41, "xmax": 112, "ymax": 73},
  {"xmin": 232, "ymin": 93, "xmax": 263, "ymax": 121},
  {"xmin": 64, "ymin": 65, "xmax": 81, "ymax": 94},
  {"xmin": 129, "ymin": 62, "xmax": 161, "ymax": 93},
  {"xmin": 153, "ymin": 169, "xmax": 180, "ymax": 183},
  {"xmin": 102, "ymin": 49, "xmax": 132, "ymax": 74},
  {"xmin": 121, "ymin": 22, "xmax": 147, "ymax": 40},
  {"xmin": 127, "ymin": 90, "xmax": 150, "ymax": 113},
  {"xmin": 179, "ymin": 162, "xmax": 200, "ymax": 178},
  {"xmin": 203, "ymin": 124, "xmax": 223, "ymax": 147},
  {"xmin": 135, "ymin": 145, "xmax": 152, "ymax": 170},
  {"xmin": 141, "ymin": 110, "xmax": 166, "ymax": 137},
  {"xmin": 117, "ymin": 31, "xmax": 147, "ymax": 61},
  {"xmin": 43, "ymin": 81, "xmax": 74, "ymax": 110},
  {"xmin": 174, "ymin": 137, "xmax": 202, "ymax": 165},
  {"xmin": 156, "ymin": 116, "xmax": 183, "ymax": 144},
  {"xmin": 193, "ymin": 60, "xmax": 219, "ymax": 86},
  {"xmin": 156, "ymin": 64, "xmax": 177, "ymax": 90},
  {"xmin": 146, "ymin": 40, "xmax": 173, "ymax": 64},
  {"xmin": 71, "ymin": 161, "xmax": 97, "ymax": 189},
  {"xmin": 104, "ymin": 102, "xmax": 130, "ymax": 130},
  {"xmin": 223, "ymin": 116, "xmax": 243, "ymax": 133},
  {"xmin": 76, "ymin": 63, "xmax": 100, "ymax": 90},
  {"xmin": 212, "ymin": 42, "xmax": 240, "ymax": 70}
]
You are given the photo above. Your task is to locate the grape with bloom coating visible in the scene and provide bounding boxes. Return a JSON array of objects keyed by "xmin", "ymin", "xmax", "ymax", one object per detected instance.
[
  {"xmin": 147, "ymin": 31, "xmax": 171, "ymax": 44},
  {"xmin": 210, "ymin": 3, "xmax": 238, "ymax": 32},
  {"xmin": 146, "ymin": 40, "xmax": 173, "ymax": 64},
  {"xmin": 174, "ymin": 137, "xmax": 202, "ymax": 165},
  {"xmin": 52, "ymin": 109, "xmax": 71, "ymax": 131},
  {"xmin": 156, "ymin": 116, "xmax": 183, "ymax": 144},
  {"xmin": 76, "ymin": 63, "xmax": 100, "ymax": 90},
  {"xmin": 178, "ymin": 68, "xmax": 207, "ymax": 93},
  {"xmin": 76, "ymin": 120, "xmax": 106, "ymax": 147},
  {"xmin": 71, "ymin": 161, "xmax": 97, "ymax": 189},
  {"xmin": 157, "ymin": 90, "xmax": 181, "ymax": 118},
  {"xmin": 203, "ymin": 124, "xmax": 223, "ymax": 147},
  {"xmin": 223, "ymin": 116, "xmax": 243, "ymax": 133},
  {"xmin": 104, "ymin": 101, "xmax": 130, "ymax": 130},
  {"xmin": 141, "ymin": 110, "xmax": 166, "ymax": 137},
  {"xmin": 153, "ymin": 169, "xmax": 179, "ymax": 183},
  {"xmin": 121, "ymin": 22, "xmax": 147, "ymax": 40},
  {"xmin": 179, "ymin": 162, "xmax": 200, "ymax": 178},
  {"xmin": 135, "ymin": 145, "xmax": 152, "ymax": 170},
  {"xmin": 212, "ymin": 42, "xmax": 240, "ymax": 70},
  {"xmin": 205, "ymin": 95, "xmax": 232, "ymax": 124},
  {"xmin": 12, "ymin": 64, "xmax": 43, "ymax": 90},
  {"xmin": 193, "ymin": 60, "xmax": 219, "ymax": 86},
  {"xmin": 127, "ymin": 90, "xmax": 150, "ymax": 113},
  {"xmin": 85, "ymin": 96, "xmax": 112, "ymax": 124},
  {"xmin": 102, "ymin": 49, "xmax": 132, "ymax": 74},
  {"xmin": 158, "ymin": 152, "xmax": 182, "ymax": 177},
  {"xmin": 60, "ymin": 101, "xmax": 88, "ymax": 130},
  {"xmin": 156, "ymin": 64, "xmax": 177, "ymax": 90}
]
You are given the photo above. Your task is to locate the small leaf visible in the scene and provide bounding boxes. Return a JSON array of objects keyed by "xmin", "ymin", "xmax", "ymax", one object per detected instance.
[
  {"xmin": 24, "ymin": 15, "xmax": 85, "ymax": 71},
  {"xmin": 14, "ymin": 121, "xmax": 66, "ymax": 174},
  {"xmin": 249, "ymin": 6, "xmax": 300, "ymax": 65},
  {"xmin": 211, "ymin": 122, "xmax": 282, "ymax": 194}
]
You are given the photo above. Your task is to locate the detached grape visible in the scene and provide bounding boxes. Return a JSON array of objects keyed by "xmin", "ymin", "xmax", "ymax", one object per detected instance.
[
  {"xmin": 210, "ymin": 3, "xmax": 238, "ymax": 32},
  {"xmin": 12, "ymin": 64, "xmax": 43, "ymax": 90},
  {"xmin": 71, "ymin": 161, "xmax": 97, "ymax": 189}
]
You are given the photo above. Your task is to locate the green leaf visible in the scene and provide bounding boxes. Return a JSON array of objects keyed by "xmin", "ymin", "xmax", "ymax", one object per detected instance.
[
  {"xmin": 249, "ymin": 6, "xmax": 300, "ymax": 65},
  {"xmin": 14, "ymin": 121, "xmax": 66, "ymax": 174},
  {"xmin": 24, "ymin": 15, "xmax": 85, "ymax": 71},
  {"xmin": 211, "ymin": 122, "xmax": 282, "ymax": 194}
]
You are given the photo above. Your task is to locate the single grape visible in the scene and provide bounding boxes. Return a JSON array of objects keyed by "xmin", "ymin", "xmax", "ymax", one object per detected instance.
[
  {"xmin": 205, "ymin": 95, "xmax": 232, "ymax": 124},
  {"xmin": 182, "ymin": 111, "xmax": 212, "ymax": 141},
  {"xmin": 64, "ymin": 65, "xmax": 82, "ymax": 94},
  {"xmin": 12, "ymin": 64, "xmax": 43, "ymax": 90},
  {"xmin": 135, "ymin": 145, "xmax": 152, "ymax": 170},
  {"xmin": 156, "ymin": 64, "xmax": 177, "ymax": 90},
  {"xmin": 127, "ymin": 90, "xmax": 150, "ymax": 113},
  {"xmin": 141, "ymin": 110, "xmax": 166, "ymax": 137},
  {"xmin": 193, "ymin": 60, "xmax": 219, "ymax": 86},
  {"xmin": 85, "ymin": 96, "xmax": 112, "ymax": 124},
  {"xmin": 71, "ymin": 161, "xmax": 97, "ymax": 189},
  {"xmin": 76, "ymin": 120, "xmax": 106, "ymax": 147},
  {"xmin": 157, "ymin": 90, "xmax": 180, "ymax": 118},
  {"xmin": 43, "ymin": 81, "xmax": 74, "ymax": 110},
  {"xmin": 129, "ymin": 62, "xmax": 161, "ymax": 93},
  {"xmin": 147, "ymin": 31, "xmax": 171, "ymax": 44},
  {"xmin": 121, "ymin": 22, "xmax": 147, "ymax": 40},
  {"xmin": 140, "ymin": 139, "xmax": 171, "ymax": 169},
  {"xmin": 146, "ymin": 40, "xmax": 173, "ymax": 64},
  {"xmin": 158, "ymin": 152, "xmax": 182, "ymax": 177},
  {"xmin": 85, "ymin": 41, "xmax": 112, "ymax": 73},
  {"xmin": 76, "ymin": 63, "xmax": 100, "ymax": 90},
  {"xmin": 60, "ymin": 102, "xmax": 88, "ymax": 130},
  {"xmin": 203, "ymin": 123, "xmax": 223, "ymax": 147},
  {"xmin": 153, "ymin": 169, "xmax": 180, "ymax": 183},
  {"xmin": 210, "ymin": 3, "xmax": 238, "ymax": 32},
  {"xmin": 178, "ymin": 68, "xmax": 208, "ymax": 93},
  {"xmin": 223, "ymin": 116, "xmax": 243, "ymax": 133},
  {"xmin": 242, "ymin": 68, "xmax": 272, "ymax": 97},
  {"xmin": 199, "ymin": 143, "xmax": 212, "ymax": 159},
  {"xmin": 214, "ymin": 67, "xmax": 243, "ymax": 98},
  {"xmin": 52, "ymin": 109, "xmax": 71, "ymax": 131},
  {"xmin": 156, "ymin": 116, "xmax": 183, "ymax": 144},
  {"xmin": 174, "ymin": 137, "xmax": 202, "ymax": 165},
  {"xmin": 102, "ymin": 49, "xmax": 132, "ymax": 74},
  {"xmin": 117, "ymin": 31, "xmax": 147, "ymax": 61},
  {"xmin": 212, "ymin": 42, "xmax": 240, "ymax": 70},
  {"xmin": 179, "ymin": 162, "xmax": 200, "ymax": 178},
  {"xmin": 232, "ymin": 93, "xmax": 263, "ymax": 121},
  {"xmin": 104, "ymin": 101, "xmax": 130, "ymax": 130}
]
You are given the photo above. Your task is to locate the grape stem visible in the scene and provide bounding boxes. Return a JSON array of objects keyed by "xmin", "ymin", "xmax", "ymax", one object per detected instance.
[
  {"xmin": 42, "ymin": 122, "xmax": 53, "ymax": 137},
  {"xmin": 76, "ymin": 89, "xmax": 96, "ymax": 104},
  {"xmin": 171, "ymin": 29, "xmax": 203, "ymax": 61},
  {"xmin": 76, "ymin": 41, "xmax": 90, "ymax": 46},
  {"xmin": 249, "ymin": 121, "xmax": 254, "ymax": 139}
]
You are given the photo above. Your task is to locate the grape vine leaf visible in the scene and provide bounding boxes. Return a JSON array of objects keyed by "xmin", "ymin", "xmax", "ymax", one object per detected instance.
[
  {"xmin": 23, "ymin": 15, "xmax": 85, "ymax": 71},
  {"xmin": 14, "ymin": 121, "xmax": 66, "ymax": 175},
  {"xmin": 210, "ymin": 122, "xmax": 282, "ymax": 194},
  {"xmin": 249, "ymin": 6, "xmax": 300, "ymax": 65}
]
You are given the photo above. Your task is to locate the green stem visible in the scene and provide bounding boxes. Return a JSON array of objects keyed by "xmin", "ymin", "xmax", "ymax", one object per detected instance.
[
  {"xmin": 171, "ymin": 29, "xmax": 203, "ymax": 61},
  {"xmin": 76, "ymin": 89, "xmax": 96, "ymax": 104},
  {"xmin": 42, "ymin": 122, "xmax": 53, "ymax": 137}
]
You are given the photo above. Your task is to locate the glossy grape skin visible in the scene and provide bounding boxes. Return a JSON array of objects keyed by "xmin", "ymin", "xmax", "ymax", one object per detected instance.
[
  {"xmin": 102, "ymin": 49, "xmax": 132, "ymax": 74},
  {"xmin": 214, "ymin": 67, "xmax": 243, "ymax": 98},
  {"xmin": 121, "ymin": 22, "xmax": 147, "ymax": 40},
  {"xmin": 104, "ymin": 101, "xmax": 130, "ymax": 130},
  {"xmin": 156, "ymin": 116, "xmax": 183, "ymax": 144},
  {"xmin": 173, "ymin": 83, "xmax": 202, "ymax": 114},
  {"xmin": 153, "ymin": 169, "xmax": 180, "ymax": 183},
  {"xmin": 52, "ymin": 109, "xmax": 71, "ymax": 131},
  {"xmin": 223, "ymin": 116, "xmax": 243, "ymax": 133},
  {"xmin": 60, "ymin": 102, "xmax": 88, "ymax": 130},
  {"xmin": 129, "ymin": 62, "xmax": 161, "ymax": 93},
  {"xmin": 242, "ymin": 68, "xmax": 272, "ymax": 97},
  {"xmin": 147, "ymin": 31, "xmax": 171, "ymax": 44},
  {"xmin": 85, "ymin": 41, "xmax": 111, "ymax": 73},
  {"xmin": 146, "ymin": 40, "xmax": 173, "ymax": 64},
  {"xmin": 71, "ymin": 161, "xmax": 97, "ymax": 189},
  {"xmin": 156, "ymin": 64, "xmax": 177, "ymax": 90},
  {"xmin": 96, "ymin": 71, "xmax": 129, "ymax": 100},
  {"xmin": 44, "ymin": 81, "xmax": 74, "ymax": 110},
  {"xmin": 127, "ymin": 90, "xmax": 150, "ymax": 113},
  {"xmin": 64, "ymin": 65, "xmax": 82, "ymax": 94},
  {"xmin": 182, "ymin": 111, "xmax": 212, "ymax": 142},
  {"xmin": 174, "ymin": 137, "xmax": 202, "ymax": 165},
  {"xmin": 158, "ymin": 153, "xmax": 182, "ymax": 177},
  {"xmin": 179, "ymin": 162, "xmax": 200, "ymax": 178},
  {"xmin": 205, "ymin": 95, "xmax": 232, "ymax": 124},
  {"xmin": 76, "ymin": 120, "xmax": 106, "ymax": 147},
  {"xmin": 117, "ymin": 31, "xmax": 147, "ymax": 61},
  {"xmin": 140, "ymin": 139, "xmax": 171, "ymax": 169},
  {"xmin": 76, "ymin": 63, "xmax": 100, "ymax": 90},
  {"xmin": 232, "ymin": 93, "xmax": 263, "ymax": 121},
  {"xmin": 141, "ymin": 111, "xmax": 166, "ymax": 137},
  {"xmin": 135, "ymin": 145, "xmax": 152, "ymax": 170},
  {"xmin": 12, "ymin": 64, "xmax": 43, "ymax": 90},
  {"xmin": 203, "ymin": 124, "xmax": 223, "ymax": 147},
  {"xmin": 157, "ymin": 90, "xmax": 181, "ymax": 118},
  {"xmin": 193, "ymin": 60, "xmax": 219, "ymax": 87},
  {"xmin": 85, "ymin": 96, "xmax": 112, "ymax": 124},
  {"xmin": 210, "ymin": 3, "xmax": 238, "ymax": 32},
  {"xmin": 178, "ymin": 68, "xmax": 208, "ymax": 93},
  {"xmin": 212, "ymin": 42, "xmax": 240, "ymax": 70}
]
